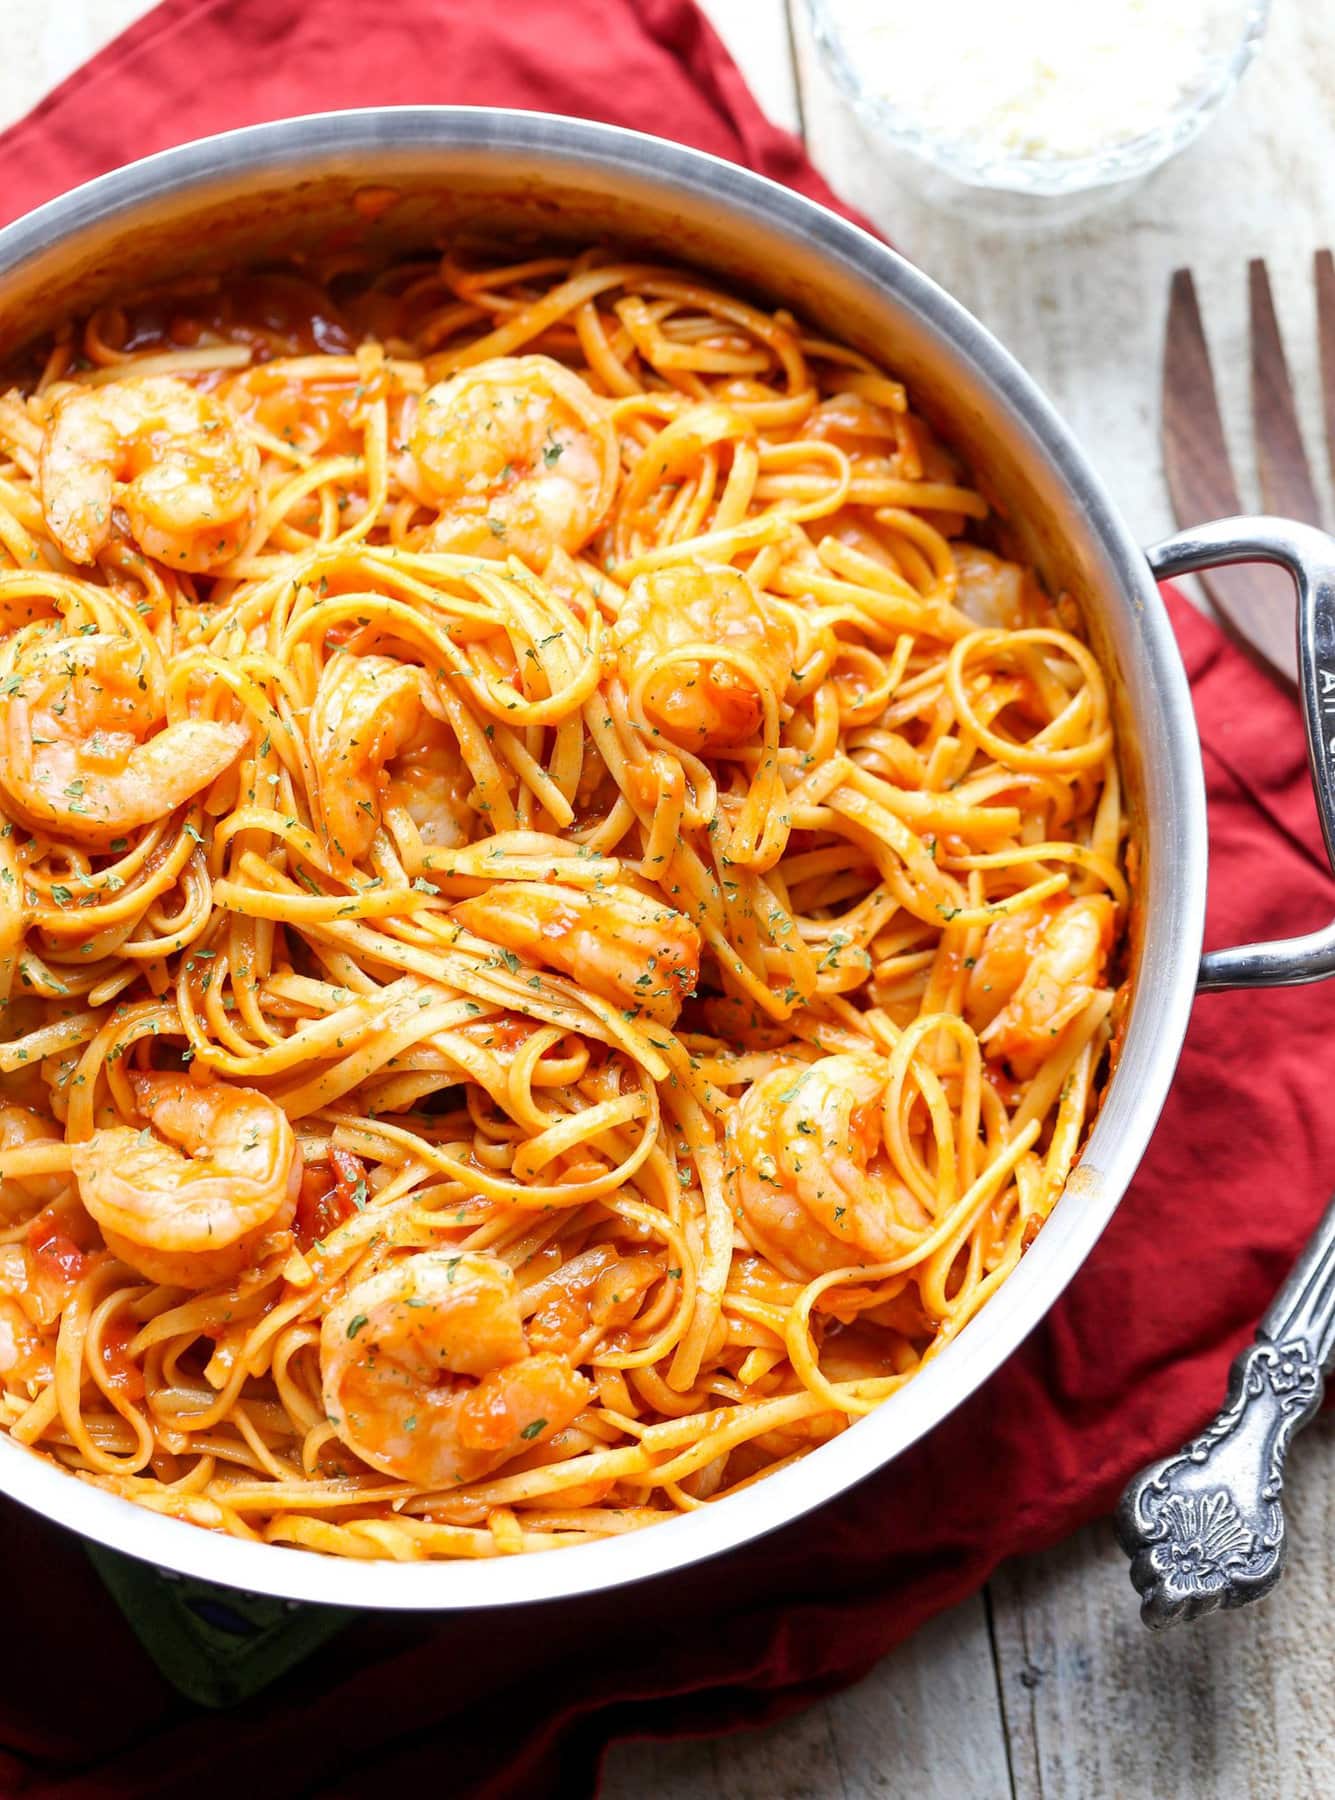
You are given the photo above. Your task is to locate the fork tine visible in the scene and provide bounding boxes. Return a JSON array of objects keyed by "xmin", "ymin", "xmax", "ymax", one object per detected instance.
[
  {"xmin": 1314, "ymin": 249, "xmax": 1335, "ymax": 497},
  {"xmin": 1162, "ymin": 267, "xmax": 1244, "ymax": 525},
  {"xmin": 1249, "ymin": 257, "xmax": 1323, "ymax": 524},
  {"xmin": 1160, "ymin": 266, "xmax": 1297, "ymax": 686}
]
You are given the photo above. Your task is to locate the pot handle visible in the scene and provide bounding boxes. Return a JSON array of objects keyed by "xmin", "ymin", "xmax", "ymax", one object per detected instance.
[{"xmin": 1147, "ymin": 516, "xmax": 1335, "ymax": 992}]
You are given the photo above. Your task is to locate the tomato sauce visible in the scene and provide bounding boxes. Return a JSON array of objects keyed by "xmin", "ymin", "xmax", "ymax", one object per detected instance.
[
  {"xmin": 26, "ymin": 1213, "xmax": 89, "ymax": 1289},
  {"xmin": 294, "ymin": 1146, "xmax": 366, "ymax": 1250},
  {"xmin": 99, "ymin": 1314, "xmax": 145, "ymax": 1402},
  {"xmin": 115, "ymin": 274, "xmax": 357, "ymax": 360}
]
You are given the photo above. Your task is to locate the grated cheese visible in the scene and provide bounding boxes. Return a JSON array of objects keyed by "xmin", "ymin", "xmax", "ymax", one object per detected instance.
[{"xmin": 827, "ymin": 0, "xmax": 1223, "ymax": 164}]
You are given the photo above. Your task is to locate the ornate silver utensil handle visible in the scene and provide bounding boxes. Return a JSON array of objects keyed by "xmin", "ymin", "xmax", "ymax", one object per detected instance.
[
  {"xmin": 1118, "ymin": 519, "xmax": 1335, "ymax": 1627},
  {"xmin": 1117, "ymin": 1192, "xmax": 1335, "ymax": 1628}
]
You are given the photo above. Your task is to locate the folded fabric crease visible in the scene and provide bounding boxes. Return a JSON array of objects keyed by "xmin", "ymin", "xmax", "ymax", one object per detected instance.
[{"xmin": 0, "ymin": 2, "xmax": 1331, "ymax": 1795}]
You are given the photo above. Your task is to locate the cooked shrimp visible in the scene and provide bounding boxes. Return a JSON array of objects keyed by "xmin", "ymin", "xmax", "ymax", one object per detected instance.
[
  {"xmin": 40, "ymin": 374, "xmax": 260, "ymax": 571},
  {"xmin": 321, "ymin": 1249, "xmax": 589, "ymax": 1487},
  {"xmin": 0, "ymin": 1241, "xmax": 51, "ymax": 1382},
  {"xmin": 0, "ymin": 1296, "xmax": 47, "ymax": 1381},
  {"xmin": 0, "ymin": 633, "xmax": 247, "ymax": 845},
  {"xmin": 410, "ymin": 355, "xmax": 618, "ymax": 562},
  {"xmin": 0, "ymin": 1105, "xmax": 67, "ymax": 1224},
  {"xmin": 70, "ymin": 1074, "xmax": 300, "ymax": 1289},
  {"xmin": 0, "ymin": 824, "xmax": 25, "ymax": 1006},
  {"xmin": 521, "ymin": 1243, "xmax": 664, "ymax": 1354},
  {"xmin": 963, "ymin": 908, "xmax": 1039, "ymax": 1035},
  {"xmin": 309, "ymin": 653, "xmax": 424, "ymax": 863},
  {"xmin": 612, "ymin": 563, "xmax": 795, "ymax": 749},
  {"xmin": 383, "ymin": 714, "xmax": 474, "ymax": 853},
  {"xmin": 727, "ymin": 1054, "xmax": 924, "ymax": 1280},
  {"xmin": 952, "ymin": 545, "xmax": 1031, "ymax": 630},
  {"xmin": 969, "ymin": 895, "xmax": 1115, "ymax": 1077},
  {"xmin": 450, "ymin": 880, "xmax": 700, "ymax": 1026}
]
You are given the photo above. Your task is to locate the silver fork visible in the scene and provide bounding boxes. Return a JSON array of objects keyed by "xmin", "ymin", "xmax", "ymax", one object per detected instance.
[
  {"xmin": 1116, "ymin": 255, "xmax": 1335, "ymax": 1628},
  {"xmin": 1160, "ymin": 251, "xmax": 1335, "ymax": 685},
  {"xmin": 1117, "ymin": 1199, "xmax": 1335, "ymax": 1628}
]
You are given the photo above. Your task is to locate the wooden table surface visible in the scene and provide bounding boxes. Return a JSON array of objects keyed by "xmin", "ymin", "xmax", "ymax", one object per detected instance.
[{"xmin": 10, "ymin": 5, "xmax": 1335, "ymax": 1795}]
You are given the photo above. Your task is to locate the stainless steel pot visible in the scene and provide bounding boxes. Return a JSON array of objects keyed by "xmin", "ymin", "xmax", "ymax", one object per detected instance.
[{"xmin": 1, "ymin": 108, "xmax": 1333, "ymax": 1610}]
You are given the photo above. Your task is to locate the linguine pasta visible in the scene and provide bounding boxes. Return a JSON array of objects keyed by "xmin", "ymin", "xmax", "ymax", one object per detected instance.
[{"xmin": 0, "ymin": 248, "xmax": 1125, "ymax": 1561}]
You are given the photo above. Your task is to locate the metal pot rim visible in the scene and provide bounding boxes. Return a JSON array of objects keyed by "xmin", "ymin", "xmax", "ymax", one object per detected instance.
[{"xmin": 0, "ymin": 107, "xmax": 1207, "ymax": 1610}]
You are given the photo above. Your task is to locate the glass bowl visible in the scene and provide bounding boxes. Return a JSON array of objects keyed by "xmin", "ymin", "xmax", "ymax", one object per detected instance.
[{"xmin": 804, "ymin": 0, "xmax": 1271, "ymax": 224}]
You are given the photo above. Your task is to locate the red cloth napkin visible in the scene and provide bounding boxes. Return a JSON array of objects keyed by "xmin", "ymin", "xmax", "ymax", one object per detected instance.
[{"xmin": 3, "ymin": 4, "xmax": 1334, "ymax": 1795}]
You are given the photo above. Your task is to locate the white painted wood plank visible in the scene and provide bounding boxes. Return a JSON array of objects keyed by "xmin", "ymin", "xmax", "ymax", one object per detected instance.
[
  {"xmin": 608, "ymin": 13, "xmax": 1009, "ymax": 1791},
  {"xmin": 989, "ymin": 1411, "xmax": 1335, "ymax": 1800},
  {"xmin": 790, "ymin": 8, "xmax": 1335, "ymax": 1800},
  {"xmin": 0, "ymin": 2, "xmax": 805, "ymax": 145},
  {"xmin": 0, "ymin": 9, "xmax": 1000, "ymax": 1796},
  {"xmin": 15, "ymin": 12, "xmax": 1335, "ymax": 1800},
  {"xmin": 822, "ymin": 1593, "xmax": 1012, "ymax": 1800},
  {"xmin": 790, "ymin": 0, "xmax": 1335, "ymax": 546},
  {"xmin": 697, "ymin": 0, "xmax": 802, "ymax": 137},
  {"xmin": 709, "ymin": 1686, "xmax": 850, "ymax": 1800},
  {"xmin": 0, "ymin": 0, "xmax": 153, "ymax": 134},
  {"xmin": 602, "ymin": 1591, "xmax": 1013, "ymax": 1799}
]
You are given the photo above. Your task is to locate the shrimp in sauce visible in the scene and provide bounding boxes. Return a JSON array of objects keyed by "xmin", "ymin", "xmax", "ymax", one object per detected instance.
[
  {"xmin": 70, "ymin": 1074, "xmax": 300, "ymax": 1289},
  {"xmin": 968, "ymin": 895, "xmax": 1115, "ymax": 1077},
  {"xmin": 410, "ymin": 355, "xmax": 618, "ymax": 562},
  {"xmin": 952, "ymin": 545, "xmax": 1032, "ymax": 630},
  {"xmin": 382, "ymin": 714, "xmax": 474, "ymax": 854},
  {"xmin": 613, "ymin": 563, "xmax": 795, "ymax": 749},
  {"xmin": 450, "ymin": 880, "xmax": 701, "ymax": 1026},
  {"xmin": 0, "ymin": 632, "xmax": 248, "ymax": 845},
  {"xmin": 39, "ymin": 374, "xmax": 260, "ymax": 571},
  {"xmin": 727, "ymin": 1054, "xmax": 925, "ymax": 1279},
  {"xmin": 308, "ymin": 653, "xmax": 425, "ymax": 864},
  {"xmin": 321, "ymin": 1249, "xmax": 589, "ymax": 1487}
]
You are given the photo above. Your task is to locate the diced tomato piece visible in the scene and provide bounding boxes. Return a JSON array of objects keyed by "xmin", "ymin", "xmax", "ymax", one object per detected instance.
[
  {"xmin": 99, "ymin": 1314, "xmax": 145, "ymax": 1402},
  {"xmin": 294, "ymin": 1149, "xmax": 367, "ymax": 1250},
  {"xmin": 26, "ymin": 1212, "xmax": 89, "ymax": 1289},
  {"xmin": 329, "ymin": 1146, "xmax": 365, "ymax": 1203}
]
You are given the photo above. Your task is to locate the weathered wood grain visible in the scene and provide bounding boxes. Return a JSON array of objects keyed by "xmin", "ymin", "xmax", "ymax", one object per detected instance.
[
  {"xmin": 786, "ymin": 0, "xmax": 1335, "ymax": 1791},
  {"xmin": 787, "ymin": 0, "xmax": 1335, "ymax": 546},
  {"xmin": 601, "ymin": 1592, "xmax": 1014, "ymax": 1799},
  {"xmin": 9, "ymin": 6, "xmax": 1335, "ymax": 1799},
  {"xmin": 698, "ymin": 0, "xmax": 801, "ymax": 137},
  {"xmin": 1161, "ymin": 265, "xmax": 1298, "ymax": 683},
  {"xmin": 990, "ymin": 1411, "xmax": 1335, "ymax": 1800},
  {"xmin": 0, "ymin": 0, "xmax": 151, "ymax": 133}
]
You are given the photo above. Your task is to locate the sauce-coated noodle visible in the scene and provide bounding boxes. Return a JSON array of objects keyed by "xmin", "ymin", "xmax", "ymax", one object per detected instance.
[{"xmin": 0, "ymin": 248, "xmax": 1125, "ymax": 1559}]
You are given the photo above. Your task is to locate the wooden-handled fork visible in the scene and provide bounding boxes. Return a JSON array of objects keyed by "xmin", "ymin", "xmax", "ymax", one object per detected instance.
[
  {"xmin": 1162, "ymin": 251, "xmax": 1335, "ymax": 686},
  {"xmin": 1115, "ymin": 256, "xmax": 1335, "ymax": 1628}
]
